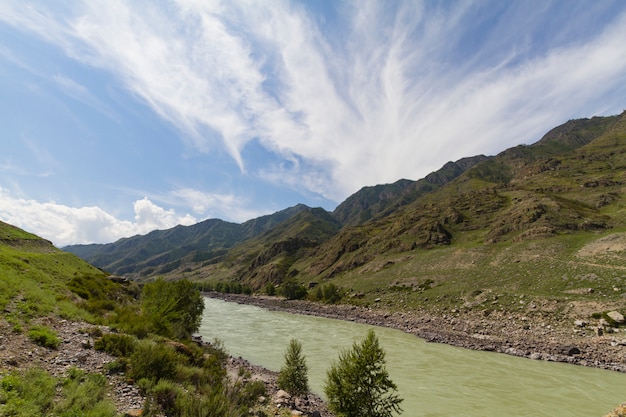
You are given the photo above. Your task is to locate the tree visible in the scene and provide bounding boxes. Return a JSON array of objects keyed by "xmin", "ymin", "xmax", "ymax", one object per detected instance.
[
  {"xmin": 324, "ymin": 330, "xmax": 403, "ymax": 417},
  {"xmin": 141, "ymin": 278, "xmax": 205, "ymax": 339},
  {"xmin": 280, "ymin": 279, "xmax": 307, "ymax": 300},
  {"xmin": 277, "ymin": 339, "xmax": 309, "ymax": 397}
]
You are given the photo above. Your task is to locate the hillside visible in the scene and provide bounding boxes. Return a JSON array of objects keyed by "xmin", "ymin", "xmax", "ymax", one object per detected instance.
[
  {"xmin": 0, "ymin": 221, "xmax": 317, "ymax": 417},
  {"xmin": 0, "ymin": 220, "xmax": 133, "ymax": 321},
  {"xmin": 64, "ymin": 112, "xmax": 626, "ymax": 325}
]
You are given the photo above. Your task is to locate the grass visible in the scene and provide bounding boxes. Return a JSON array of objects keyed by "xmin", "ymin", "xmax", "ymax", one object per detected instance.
[
  {"xmin": 28, "ymin": 325, "xmax": 61, "ymax": 349},
  {"xmin": 326, "ymin": 229, "xmax": 626, "ymax": 319},
  {"xmin": 0, "ymin": 367, "xmax": 116, "ymax": 417}
]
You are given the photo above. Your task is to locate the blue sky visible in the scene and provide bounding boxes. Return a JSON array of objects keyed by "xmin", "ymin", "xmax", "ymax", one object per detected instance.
[{"xmin": 1, "ymin": 1, "xmax": 626, "ymax": 247}]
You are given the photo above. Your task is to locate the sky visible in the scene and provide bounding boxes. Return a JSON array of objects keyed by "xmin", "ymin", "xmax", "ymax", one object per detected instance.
[{"xmin": 1, "ymin": 1, "xmax": 626, "ymax": 247}]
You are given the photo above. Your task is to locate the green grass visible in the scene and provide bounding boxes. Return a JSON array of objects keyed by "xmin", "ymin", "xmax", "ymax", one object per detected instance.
[
  {"xmin": 28, "ymin": 325, "xmax": 61, "ymax": 349},
  {"xmin": 0, "ymin": 367, "xmax": 116, "ymax": 417}
]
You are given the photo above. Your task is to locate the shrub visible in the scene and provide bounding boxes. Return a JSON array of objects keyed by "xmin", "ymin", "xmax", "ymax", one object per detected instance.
[
  {"xmin": 322, "ymin": 283, "xmax": 342, "ymax": 304},
  {"xmin": 94, "ymin": 333, "xmax": 137, "ymax": 357},
  {"xmin": 141, "ymin": 278, "xmax": 205, "ymax": 339},
  {"xmin": 105, "ymin": 358, "xmax": 129, "ymax": 374},
  {"xmin": 28, "ymin": 325, "xmax": 61, "ymax": 349},
  {"xmin": 130, "ymin": 341, "xmax": 181, "ymax": 382},
  {"xmin": 280, "ymin": 280, "xmax": 307, "ymax": 300},
  {"xmin": 0, "ymin": 368, "xmax": 56, "ymax": 416},
  {"xmin": 264, "ymin": 283, "xmax": 276, "ymax": 296},
  {"xmin": 151, "ymin": 379, "xmax": 181, "ymax": 415}
]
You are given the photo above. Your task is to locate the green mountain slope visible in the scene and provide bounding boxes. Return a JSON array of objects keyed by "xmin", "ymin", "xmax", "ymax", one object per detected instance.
[
  {"xmin": 65, "ymin": 111, "xmax": 626, "ymax": 322},
  {"xmin": 165, "ymin": 112, "xmax": 626, "ymax": 320},
  {"xmin": 0, "ymin": 221, "xmax": 132, "ymax": 322}
]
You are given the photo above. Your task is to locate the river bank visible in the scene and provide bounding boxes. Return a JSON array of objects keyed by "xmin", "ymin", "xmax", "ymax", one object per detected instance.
[{"xmin": 205, "ymin": 292, "xmax": 626, "ymax": 373}]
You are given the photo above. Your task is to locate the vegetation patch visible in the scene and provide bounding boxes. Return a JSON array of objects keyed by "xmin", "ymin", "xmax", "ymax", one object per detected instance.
[{"xmin": 28, "ymin": 325, "xmax": 61, "ymax": 349}]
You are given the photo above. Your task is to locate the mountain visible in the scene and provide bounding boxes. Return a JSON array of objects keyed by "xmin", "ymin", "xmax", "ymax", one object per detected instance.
[
  {"xmin": 332, "ymin": 154, "xmax": 489, "ymax": 227},
  {"xmin": 65, "ymin": 204, "xmax": 314, "ymax": 279},
  {"xmin": 65, "ymin": 112, "xmax": 626, "ymax": 317}
]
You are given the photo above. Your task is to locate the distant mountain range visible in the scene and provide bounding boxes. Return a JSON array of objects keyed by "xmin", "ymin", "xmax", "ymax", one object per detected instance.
[{"xmin": 65, "ymin": 111, "xmax": 626, "ymax": 299}]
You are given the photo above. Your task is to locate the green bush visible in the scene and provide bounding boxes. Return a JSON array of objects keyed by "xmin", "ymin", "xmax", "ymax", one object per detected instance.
[
  {"xmin": 322, "ymin": 283, "xmax": 342, "ymax": 304},
  {"xmin": 141, "ymin": 278, "xmax": 205, "ymax": 339},
  {"xmin": 94, "ymin": 333, "xmax": 137, "ymax": 357},
  {"xmin": 28, "ymin": 325, "xmax": 61, "ymax": 349},
  {"xmin": 280, "ymin": 279, "xmax": 307, "ymax": 300},
  {"xmin": 0, "ymin": 368, "xmax": 56, "ymax": 416},
  {"xmin": 105, "ymin": 358, "xmax": 129, "ymax": 374},
  {"xmin": 264, "ymin": 283, "xmax": 276, "ymax": 296},
  {"xmin": 130, "ymin": 341, "xmax": 181, "ymax": 382},
  {"xmin": 151, "ymin": 379, "xmax": 181, "ymax": 415},
  {"xmin": 112, "ymin": 306, "xmax": 151, "ymax": 338}
]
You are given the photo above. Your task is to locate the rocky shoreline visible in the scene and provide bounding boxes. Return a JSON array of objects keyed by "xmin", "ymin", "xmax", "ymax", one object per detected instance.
[{"xmin": 205, "ymin": 292, "xmax": 626, "ymax": 373}]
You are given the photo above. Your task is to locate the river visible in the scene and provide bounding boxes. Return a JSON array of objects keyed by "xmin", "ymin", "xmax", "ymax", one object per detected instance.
[{"xmin": 198, "ymin": 297, "xmax": 626, "ymax": 416}]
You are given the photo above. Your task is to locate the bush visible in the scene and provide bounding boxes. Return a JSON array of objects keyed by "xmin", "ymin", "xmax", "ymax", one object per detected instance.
[
  {"xmin": 0, "ymin": 367, "xmax": 116, "ymax": 417},
  {"xmin": 141, "ymin": 278, "xmax": 205, "ymax": 339},
  {"xmin": 28, "ymin": 325, "xmax": 61, "ymax": 349},
  {"xmin": 322, "ymin": 283, "xmax": 342, "ymax": 304},
  {"xmin": 130, "ymin": 341, "xmax": 181, "ymax": 382},
  {"xmin": 151, "ymin": 379, "xmax": 181, "ymax": 414},
  {"xmin": 264, "ymin": 283, "xmax": 276, "ymax": 296},
  {"xmin": 0, "ymin": 368, "xmax": 56, "ymax": 416},
  {"xmin": 105, "ymin": 358, "xmax": 129, "ymax": 374},
  {"xmin": 280, "ymin": 280, "xmax": 307, "ymax": 300},
  {"xmin": 94, "ymin": 333, "xmax": 137, "ymax": 357}
]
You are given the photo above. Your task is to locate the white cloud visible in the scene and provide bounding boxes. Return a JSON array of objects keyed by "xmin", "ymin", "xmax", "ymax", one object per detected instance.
[
  {"xmin": 0, "ymin": 187, "xmax": 196, "ymax": 247},
  {"xmin": 168, "ymin": 188, "xmax": 263, "ymax": 223},
  {"xmin": 1, "ymin": 1, "xmax": 625, "ymax": 203}
]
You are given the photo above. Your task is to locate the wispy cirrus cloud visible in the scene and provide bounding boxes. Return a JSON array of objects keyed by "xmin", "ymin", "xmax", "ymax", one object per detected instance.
[{"xmin": 1, "ymin": 0, "xmax": 625, "ymax": 205}]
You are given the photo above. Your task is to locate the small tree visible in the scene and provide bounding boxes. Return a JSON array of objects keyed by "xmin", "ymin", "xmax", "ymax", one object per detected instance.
[
  {"xmin": 324, "ymin": 330, "xmax": 403, "ymax": 417},
  {"xmin": 277, "ymin": 339, "xmax": 309, "ymax": 397}
]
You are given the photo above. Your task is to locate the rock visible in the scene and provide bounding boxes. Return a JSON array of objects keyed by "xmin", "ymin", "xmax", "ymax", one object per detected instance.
[
  {"xmin": 561, "ymin": 346, "xmax": 581, "ymax": 356},
  {"xmin": 607, "ymin": 311, "xmax": 625, "ymax": 324},
  {"xmin": 574, "ymin": 320, "xmax": 587, "ymax": 328},
  {"xmin": 273, "ymin": 389, "xmax": 291, "ymax": 405},
  {"xmin": 603, "ymin": 403, "xmax": 626, "ymax": 417}
]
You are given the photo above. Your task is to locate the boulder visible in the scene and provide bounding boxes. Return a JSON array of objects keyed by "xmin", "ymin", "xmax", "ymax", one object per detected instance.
[{"xmin": 607, "ymin": 311, "xmax": 625, "ymax": 324}]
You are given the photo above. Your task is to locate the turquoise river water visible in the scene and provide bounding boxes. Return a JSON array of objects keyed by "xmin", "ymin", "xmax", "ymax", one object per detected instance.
[{"xmin": 198, "ymin": 297, "xmax": 626, "ymax": 416}]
